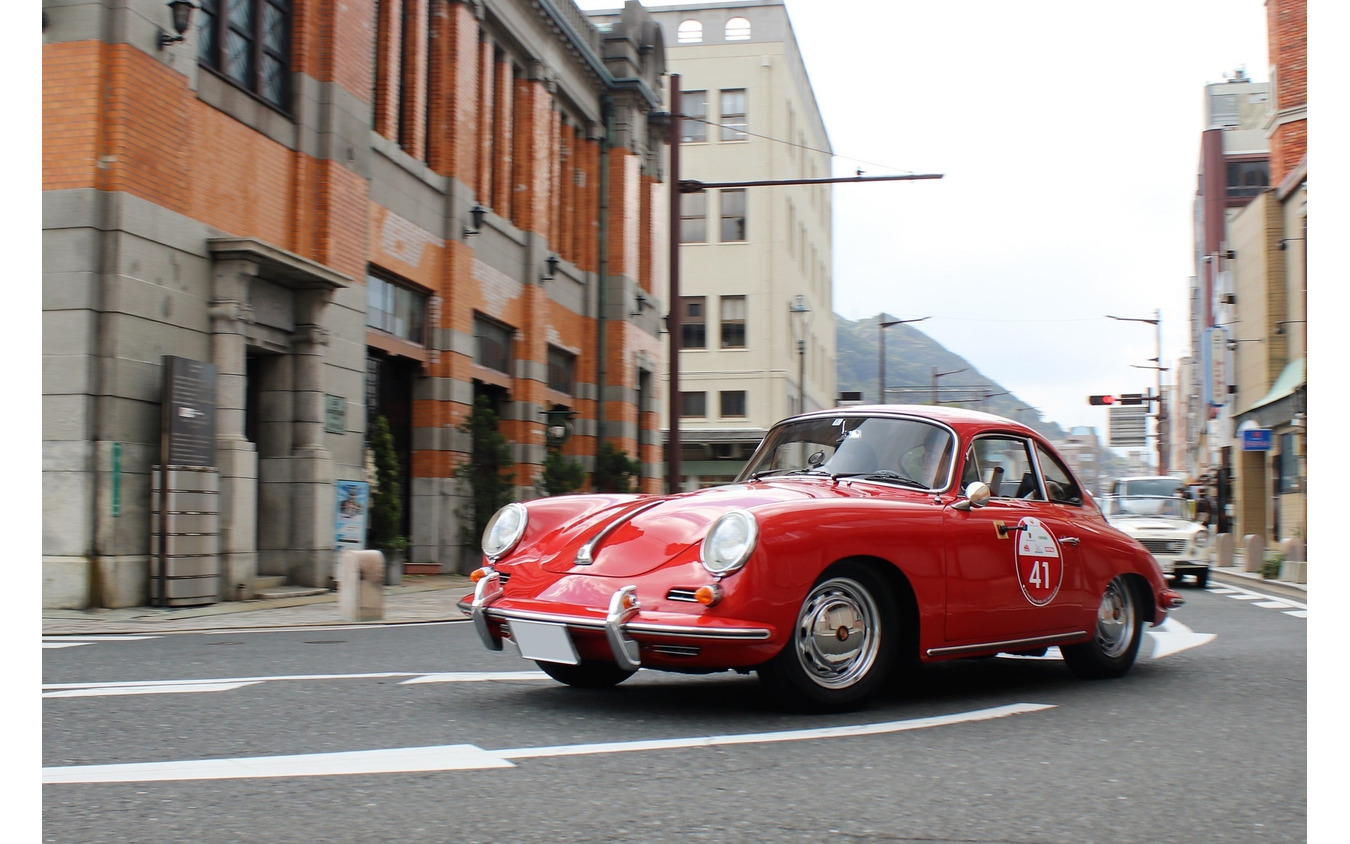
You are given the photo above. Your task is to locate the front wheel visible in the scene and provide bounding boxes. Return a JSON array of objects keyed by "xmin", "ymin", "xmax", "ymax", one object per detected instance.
[
  {"xmin": 1062, "ymin": 576, "xmax": 1144, "ymax": 679},
  {"xmin": 536, "ymin": 659, "xmax": 636, "ymax": 689},
  {"xmin": 758, "ymin": 564, "xmax": 897, "ymax": 712}
]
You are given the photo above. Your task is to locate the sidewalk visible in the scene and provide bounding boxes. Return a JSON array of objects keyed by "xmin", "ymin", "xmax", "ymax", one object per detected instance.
[
  {"xmin": 42, "ymin": 574, "xmax": 475, "ymax": 636},
  {"xmin": 41, "ymin": 564, "xmax": 1306, "ymax": 637}
]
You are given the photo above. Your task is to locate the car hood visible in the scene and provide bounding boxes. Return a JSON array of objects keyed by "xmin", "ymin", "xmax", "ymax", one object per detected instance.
[{"xmin": 534, "ymin": 480, "xmax": 889, "ymax": 577}]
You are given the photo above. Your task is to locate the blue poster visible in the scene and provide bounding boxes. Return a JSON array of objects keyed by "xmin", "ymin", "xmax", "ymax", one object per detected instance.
[{"xmin": 335, "ymin": 480, "xmax": 369, "ymax": 552}]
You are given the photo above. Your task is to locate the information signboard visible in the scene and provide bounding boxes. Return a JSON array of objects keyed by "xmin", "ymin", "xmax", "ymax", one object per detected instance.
[{"xmin": 1108, "ymin": 405, "xmax": 1148, "ymax": 448}]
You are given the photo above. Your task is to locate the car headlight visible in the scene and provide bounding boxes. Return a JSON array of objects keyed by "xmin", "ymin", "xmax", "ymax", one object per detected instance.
[
  {"xmin": 1193, "ymin": 529, "xmax": 1209, "ymax": 547},
  {"xmin": 482, "ymin": 502, "xmax": 528, "ymax": 560},
  {"xmin": 701, "ymin": 510, "xmax": 758, "ymax": 575}
]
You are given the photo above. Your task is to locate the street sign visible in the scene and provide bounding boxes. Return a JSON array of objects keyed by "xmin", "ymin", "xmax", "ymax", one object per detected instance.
[
  {"xmin": 1241, "ymin": 428, "xmax": 1273, "ymax": 451},
  {"xmin": 1108, "ymin": 405, "xmax": 1148, "ymax": 447}
]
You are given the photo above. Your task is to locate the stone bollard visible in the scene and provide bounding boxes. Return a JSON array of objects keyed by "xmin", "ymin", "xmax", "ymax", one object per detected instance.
[
  {"xmin": 1215, "ymin": 533, "xmax": 1234, "ymax": 568},
  {"xmin": 1242, "ymin": 535, "xmax": 1265, "ymax": 573},
  {"xmin": 1278, "ymin": 537, "xmax": 1306, "ymax": 563},
  {"xmin": 338, "ymin": 549, "xmax": 386, "ymax": 621}
]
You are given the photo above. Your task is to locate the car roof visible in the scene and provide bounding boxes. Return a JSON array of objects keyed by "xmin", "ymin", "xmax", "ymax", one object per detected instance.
[{"xmin": 790, "ymin": 404, "xmax": 1037, "ymax": 437}]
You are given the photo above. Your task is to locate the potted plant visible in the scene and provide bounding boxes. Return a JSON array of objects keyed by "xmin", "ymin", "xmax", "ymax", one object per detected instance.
[{"xmin": 368, "ymin": 414, "xmax": 408, "ymax": 583}]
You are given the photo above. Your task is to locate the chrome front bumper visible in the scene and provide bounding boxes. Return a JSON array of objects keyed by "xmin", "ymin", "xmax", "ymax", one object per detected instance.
[{"xmin": 468, "ymin": 570, "xmax": 772, "ymax": 671}]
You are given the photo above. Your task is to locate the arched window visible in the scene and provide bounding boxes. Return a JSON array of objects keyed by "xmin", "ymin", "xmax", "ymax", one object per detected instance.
[
  {"xmin": 677, "ymin": 19, "xmax": 703, "ymax": 44},
  {"xmin": 725, "ymin": 17, "xmax": 751, "ymax": 41}
]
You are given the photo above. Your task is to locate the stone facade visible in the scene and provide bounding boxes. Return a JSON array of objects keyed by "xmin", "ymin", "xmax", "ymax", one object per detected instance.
[{"xmin": 42, "ymin": 0, "xmax": 671, "ymax": 608}]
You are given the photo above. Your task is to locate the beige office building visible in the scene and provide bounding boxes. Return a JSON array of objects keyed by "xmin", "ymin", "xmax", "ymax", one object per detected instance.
[{"xmin": 593, "ymin": 1, "xmax": 836, "ymax": 488}]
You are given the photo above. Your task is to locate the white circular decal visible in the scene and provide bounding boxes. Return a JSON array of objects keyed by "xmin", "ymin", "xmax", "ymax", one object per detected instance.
[{"xmin": 1014, "ymin": 517, "xmax": 1062, "ymax": 606}]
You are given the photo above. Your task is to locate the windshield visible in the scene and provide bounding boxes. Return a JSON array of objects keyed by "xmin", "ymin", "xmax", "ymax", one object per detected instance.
[
  {"xmin": 738, "ymin": 415, "xmax": 956, "ymax": 491},
  {"xmin": 1111, "ymin": 478, "xmax": 1185, "ymax": 497},
  {"xmin": 1103, "ymin": 496, "xmax": 1190, "ymax": 520}
]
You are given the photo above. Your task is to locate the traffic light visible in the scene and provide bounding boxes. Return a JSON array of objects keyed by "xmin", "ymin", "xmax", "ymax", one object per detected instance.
[{"xmin": 1088, "ymin": 393, "xmax": 1147, "ymax": 406}]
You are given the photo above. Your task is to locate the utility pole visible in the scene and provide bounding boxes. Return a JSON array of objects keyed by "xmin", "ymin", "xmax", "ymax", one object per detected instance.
[
  {"xmin": 1108, "ymin": 311, "xmax": 1168, "ymax": 474},
  {"xmin": 878, "ymin": 315, "xmax": 929, "ymax": 404}
]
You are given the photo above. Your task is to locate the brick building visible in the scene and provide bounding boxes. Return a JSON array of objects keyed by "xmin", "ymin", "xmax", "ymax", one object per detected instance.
[{"xmin": 42, "ymin": 0, "xmax": 671, "ymax": 609}]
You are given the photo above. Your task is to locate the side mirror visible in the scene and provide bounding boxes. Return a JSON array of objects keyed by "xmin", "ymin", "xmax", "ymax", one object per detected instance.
[{"xmin": 952, "ymin": 481, "xmax": 991, "ymax": 511}]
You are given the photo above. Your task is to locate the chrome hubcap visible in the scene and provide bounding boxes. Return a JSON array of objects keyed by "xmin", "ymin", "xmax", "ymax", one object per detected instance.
[
  {"xmin": 794, "ymin": 577, "xmax": 880, "ymax": 689},
  {"xmin": 1095, "ymin": 579, "xmax": 1136, "ymax": 658}
]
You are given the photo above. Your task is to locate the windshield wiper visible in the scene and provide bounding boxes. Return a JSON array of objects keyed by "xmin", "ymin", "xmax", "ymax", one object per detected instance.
[{"xmin": 829, "ymin": 469, "xmax": 927, "ymax": 488}]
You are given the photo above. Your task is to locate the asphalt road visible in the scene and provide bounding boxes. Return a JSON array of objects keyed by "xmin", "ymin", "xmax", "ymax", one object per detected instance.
[{"xmin": 43, "ymin": 580, "xmax": 1307, "ymax": 843}]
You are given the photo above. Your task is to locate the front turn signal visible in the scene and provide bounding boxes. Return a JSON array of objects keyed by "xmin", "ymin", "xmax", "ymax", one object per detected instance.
[
  {"xmin": 469, "ymin": 567, "xmax": 492, "ymax": 584},
  {"xmin": 694, "ymin": 584, "xmax": 724, "ymax": 606}
]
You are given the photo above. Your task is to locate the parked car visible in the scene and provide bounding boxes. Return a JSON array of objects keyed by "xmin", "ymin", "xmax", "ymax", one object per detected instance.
[
  {"xmin": 1101, "ymin": 495, "xmax": 1213, "ymax": 587},
  {"xmin": 459, "ymin": 405, "xmax": 1183, "ymax": 711}
]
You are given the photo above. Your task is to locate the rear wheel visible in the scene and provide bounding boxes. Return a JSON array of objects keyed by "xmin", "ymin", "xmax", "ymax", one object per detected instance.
[
  {"xmin": 758, "ymin": 564, "xmax": 897, "ymax": 712},
  {"xmin": 1062, "ymin": 576, "xmax": 1143, "ymax": 679},
  {"xmin": 536, "ymin": 659, "xmax": 636, "ymax": 689}
]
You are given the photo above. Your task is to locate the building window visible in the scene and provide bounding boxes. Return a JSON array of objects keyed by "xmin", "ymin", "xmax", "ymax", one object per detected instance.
[
  {"xmin": 198, "ymin": 0, "xmax": 291, "ymax": 110},
  {"xmin": 1226, "ymin": 160, "xmax": 1269, "ymax": 199},
  {"xmin": 1276, "ymin": 434, "xmax": 1300, "ymax": 494},
  {"xmin": 367, "ymin": 273, "xmax": 427, "ymax": 344},
  {"xmin": 720, "ymin": 189, "xmax": 746, "ymax": 242},
  {"xmin": 474, "ymin": 315, "xmax": 514, "ymax": 374},
  {"xmin": 720, "ymin": 89, "xmax": 747, "ymax": 141},
  {"xmin": 677, "ymin": 20, "xmax": 703, "ymax": 44},
  {"xmin": 547, "ymin": 346, "xmax": 576, "ymax": 395},
  {"xmin": 720, "ymin": 295, "xmax": 746, "ymax": 348},
  {"xmin": 680, "ymin": 296, "xmax": 707, "ymax": 349},
  {"xmin": 681, "ymin": 391, "xmax": 707, "ymax": 417},
  {"xmin": 680, "ymin": 193, "xmax": 707, "ymax": 243},
  {"xmin": 681, "ymin": 90, "xmax": 707, "ymax": 143},
  {"xmin": 720, "ymin": 390, "xmax": 747, "ymax": 418},
  {"xmin": 725, "ymin": 17, "xmax": 751, "ymax": 41}
]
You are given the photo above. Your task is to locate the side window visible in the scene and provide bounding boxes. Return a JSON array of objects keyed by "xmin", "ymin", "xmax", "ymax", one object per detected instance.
[
  {"xmin": 1035, "ymin": 444, "xmax": 1083, "ymax": 505},
  {"xmin": 968, "ymin": 436, "xmax": 1036, "ymax": 499}
]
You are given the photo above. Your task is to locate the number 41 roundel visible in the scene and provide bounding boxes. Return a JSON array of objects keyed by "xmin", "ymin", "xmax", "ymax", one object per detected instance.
[{"xmin": 1014, "ymin": 517, "xmax": 1063, "ymax": 606}]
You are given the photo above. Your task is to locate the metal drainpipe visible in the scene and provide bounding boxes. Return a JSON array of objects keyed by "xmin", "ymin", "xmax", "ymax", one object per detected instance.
[{"xmin": 596, "ymin": 97, "xmax": 612, "ymax": 450}]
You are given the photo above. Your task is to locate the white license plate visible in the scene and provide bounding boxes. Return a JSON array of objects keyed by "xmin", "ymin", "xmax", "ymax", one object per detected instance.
[{"xmin": 510, "ymin": 620, "xmax": 580, "ymax": 665}]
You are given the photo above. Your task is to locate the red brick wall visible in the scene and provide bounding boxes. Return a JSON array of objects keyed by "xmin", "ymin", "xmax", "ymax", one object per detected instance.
[{"xmin": 1267, "ymin": 0, "xmax": 1307, "ymax": 184}]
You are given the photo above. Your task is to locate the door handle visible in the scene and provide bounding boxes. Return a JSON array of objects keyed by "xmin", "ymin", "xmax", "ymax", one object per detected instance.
[{"xmin": 1060, "ymin": 536, "xmax": 1080, "ymax": 546}]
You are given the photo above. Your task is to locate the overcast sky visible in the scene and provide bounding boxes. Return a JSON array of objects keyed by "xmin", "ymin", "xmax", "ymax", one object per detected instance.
[{"xmin": 575, "ymin": 0, "xmax": 1303, "ymax": 435}]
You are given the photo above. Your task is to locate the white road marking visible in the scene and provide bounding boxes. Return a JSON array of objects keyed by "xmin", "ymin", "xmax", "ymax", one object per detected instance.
[
  {"xmin": 42, "ymin": 671, "xmax": 556, "ymax": 698},
  {"xmin": 1285, "ymin": 610, "xmax": 1308, "ymax": 618},
  {"xmin": 401, "ymin": 671, "xmax": 553, "ymax": 684},
  {"xmin": 42, "ymin": 703, "xmax": 1055, "ymax": 784},
  {"xmin": 45, "ymin": 682, "xmax": 259, "ymax": 699},
  {"xmin": 1207, "ymin": 583, "xmax": 1307, "ymax": 612},
  {"xmin": 43, "ymin": 635, "xmax": 160, "ymax": 650},
  {"xmin": 1146, "ymin": 617, "xmax": 1216, "ymax": 659}
]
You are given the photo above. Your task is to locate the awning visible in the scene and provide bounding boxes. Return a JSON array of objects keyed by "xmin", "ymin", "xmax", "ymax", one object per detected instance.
[{"xmin": 1235, "ymin": 358, "xmax": 1305, "ymax": 428}]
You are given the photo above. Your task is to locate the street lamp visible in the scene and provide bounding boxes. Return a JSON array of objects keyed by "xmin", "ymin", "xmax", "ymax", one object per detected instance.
[
  {"xmin": 878, "ymin": 314, "xmax": 930, "ymax": 404},
  {"xmin": 789, "ymin": 295, "xmax": 812, "ymax": 413},
  {"xmin": 1106, "ymin": 311, "xmax": 1167, "ymax": 473},
  {"xmin": 930, "ymin": 366, "xmax": 967, "ymax": 405}
]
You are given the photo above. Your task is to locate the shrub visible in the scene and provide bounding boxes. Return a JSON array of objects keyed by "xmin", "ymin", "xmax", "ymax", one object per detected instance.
[
  {"xmin": 592, "ymin": 440, "xmax": 641, "ymax": 493},
  {"xmin": 457, "ymin": 396, "xmax": 516, "ymax": 548}
]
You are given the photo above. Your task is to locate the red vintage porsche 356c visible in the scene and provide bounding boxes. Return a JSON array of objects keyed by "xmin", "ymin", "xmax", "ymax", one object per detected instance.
[{"xmin": 459, "ymin": 405, "xmax": 1184, "ymax": 711}]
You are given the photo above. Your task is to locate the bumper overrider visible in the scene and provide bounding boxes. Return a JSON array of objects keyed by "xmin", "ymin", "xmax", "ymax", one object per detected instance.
[{"xmin": 464, "ymin": 570, "xmax": 774, "ymax": 671}]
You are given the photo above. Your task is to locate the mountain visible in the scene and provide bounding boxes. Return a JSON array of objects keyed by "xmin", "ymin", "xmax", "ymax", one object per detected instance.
[{"xmin": 834, "ymin": 313, "xmax": 1068, "ymax": 442}]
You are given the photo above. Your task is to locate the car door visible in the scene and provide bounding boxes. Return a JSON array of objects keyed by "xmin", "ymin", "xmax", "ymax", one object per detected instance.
[{"xmin": 943, "ymin": 434, "xmax": 1086, "ymax": 646}]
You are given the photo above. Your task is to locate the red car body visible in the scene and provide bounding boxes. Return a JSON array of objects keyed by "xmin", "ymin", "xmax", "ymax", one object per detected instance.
[{"xmin": 460, "ymin": 405, "xmax": 1182, "ymax": 711}]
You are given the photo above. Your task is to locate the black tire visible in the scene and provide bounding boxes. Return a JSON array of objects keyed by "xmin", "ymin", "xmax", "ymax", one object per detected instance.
[
  {"xmin": 536, "ymin": 659, "xmax": 636, "ymax": 689},
  {"xmin": 1062, "ymin": 576, "xmax": 1144, "ymax": 679},
  {"xmin": 758, "ymin": 563, "xmax": 898, "ymax": 712},
  {"xmin": 1194, "ymin": 569, "xmax": 1209, "ymax": 589}
]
